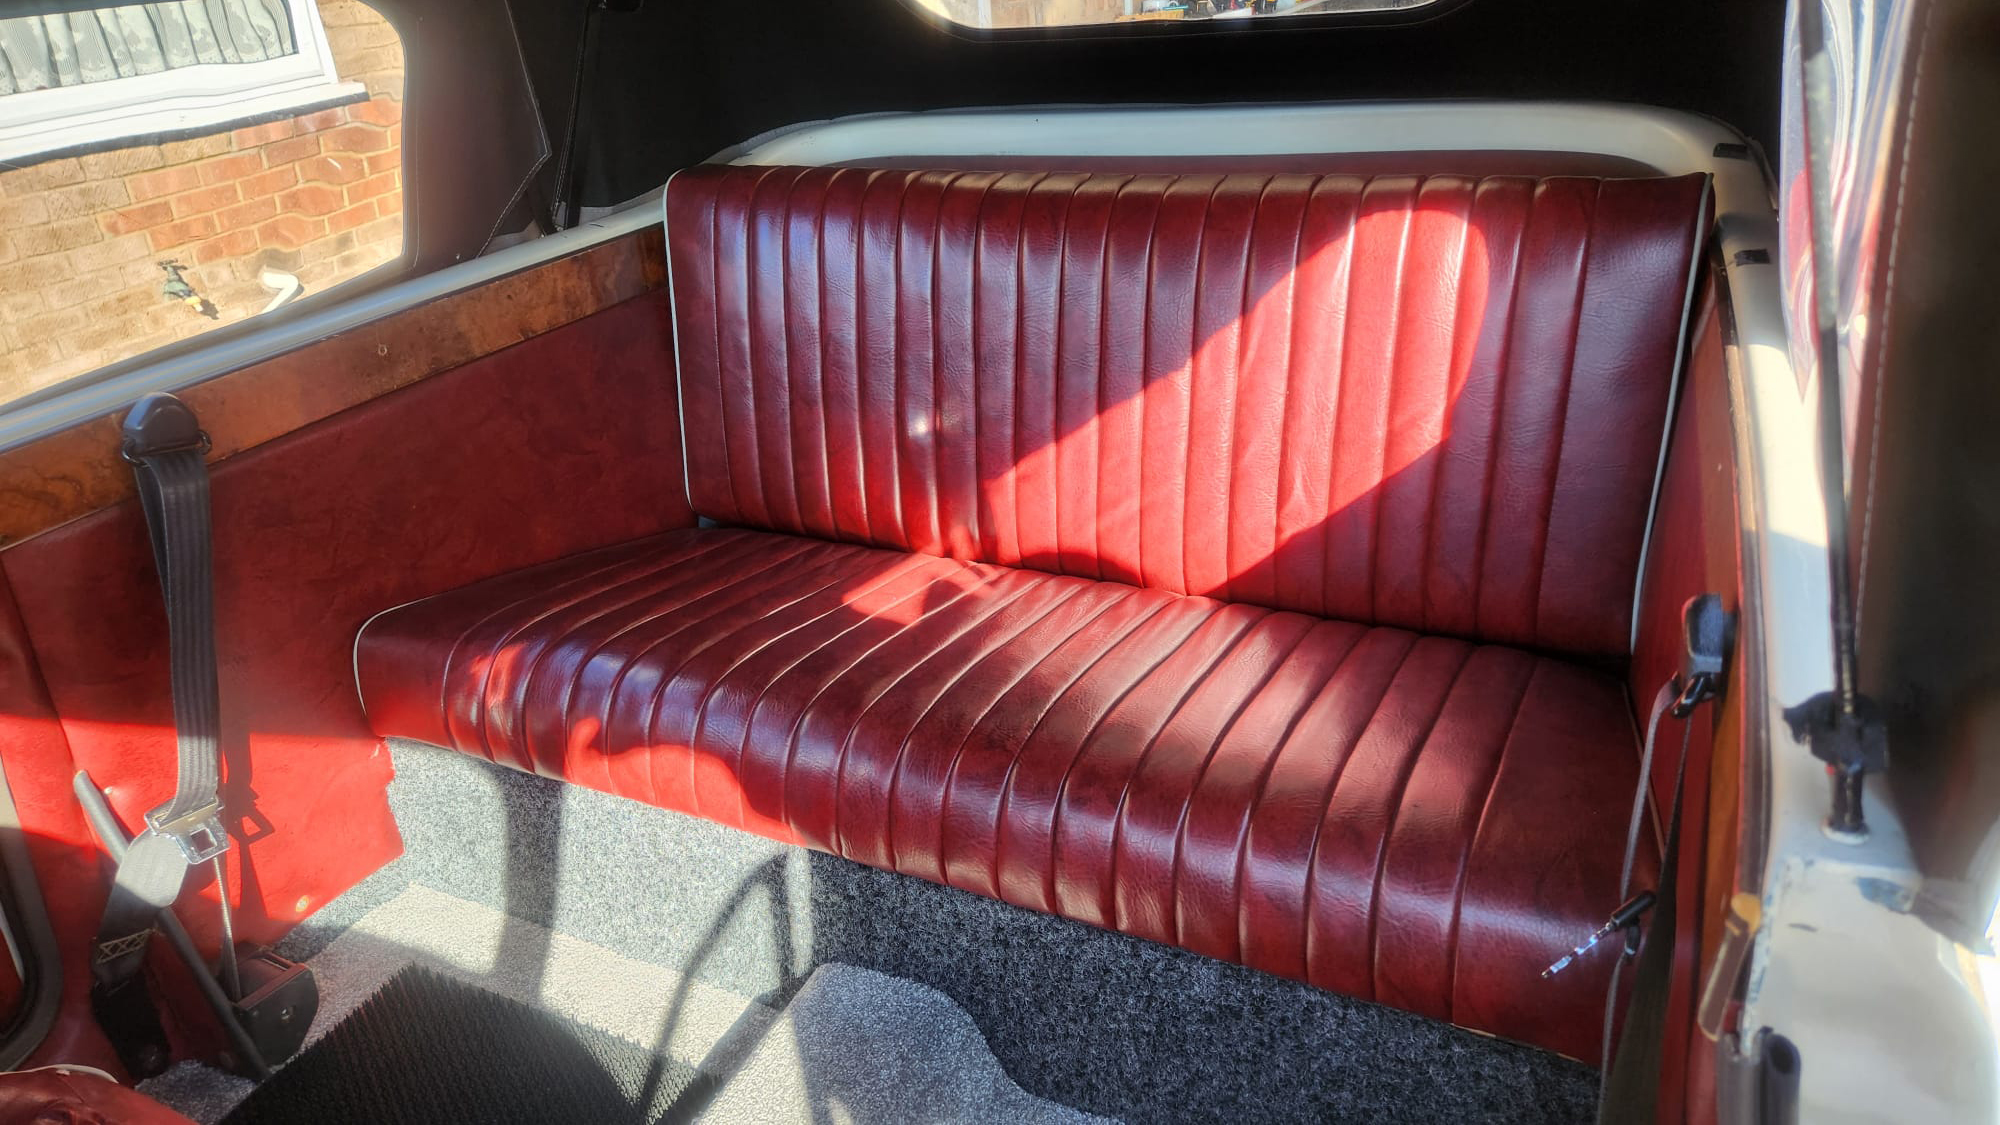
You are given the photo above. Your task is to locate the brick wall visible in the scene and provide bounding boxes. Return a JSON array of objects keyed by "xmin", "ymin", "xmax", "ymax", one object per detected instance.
[
  {"xmin": 998, "ymin": 0, "xmax": 1132, "ymax": 25},
  {"xmin": 322, "ymin": 0, "xmax": 403, "ymax": 100},
  {"xmin": 916, "ymin": 0, "xmax": 1132, "ymax": 27},
  {"xmin": 0, "ymin": 1, "xmax": 404, "ymax": 403}
]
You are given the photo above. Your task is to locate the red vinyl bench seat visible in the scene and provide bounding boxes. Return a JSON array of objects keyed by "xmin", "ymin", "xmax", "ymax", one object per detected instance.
[{"xmin": 355, "ymin": 163, "xmax": 1710, "ymax": 1060}]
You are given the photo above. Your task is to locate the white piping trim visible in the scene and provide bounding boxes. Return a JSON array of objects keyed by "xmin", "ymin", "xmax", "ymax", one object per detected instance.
[
  {"xmin": 661, "ymin": 168, "xmax": 695, "ymax": 516},
  {"xmin": 6, "ymin": 1064, "xmax": 121, "ymax": 1085},
  {"xmin": 351, "ymin": 595, "xmax": 428, "ymax": 727},
  {"xmin": 1628, "ymin": 175, "xmax": 1720, "ymax": 655}
]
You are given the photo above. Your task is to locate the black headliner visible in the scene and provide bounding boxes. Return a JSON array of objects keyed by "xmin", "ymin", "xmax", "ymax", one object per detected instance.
[{"xmin": 539, "ymin": 0, "xmax": 1785, "ymax": 211}]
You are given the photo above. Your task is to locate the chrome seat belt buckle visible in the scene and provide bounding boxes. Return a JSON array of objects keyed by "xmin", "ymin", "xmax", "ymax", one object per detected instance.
[{"xmin": 146, "ymin": 801, "xmax": 228, "ymax": 864}]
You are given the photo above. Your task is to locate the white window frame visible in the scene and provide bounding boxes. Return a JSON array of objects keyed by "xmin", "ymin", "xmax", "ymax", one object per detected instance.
[{"xmin": 0, "ymin": 1, "xmax": 365, "ymax": 164}]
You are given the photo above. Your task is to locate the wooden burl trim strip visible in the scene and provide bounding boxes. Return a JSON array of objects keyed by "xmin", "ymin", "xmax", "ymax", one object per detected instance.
[{"xmin": 0, "ymin": 226, "xmax": 666, "ymax": 549}]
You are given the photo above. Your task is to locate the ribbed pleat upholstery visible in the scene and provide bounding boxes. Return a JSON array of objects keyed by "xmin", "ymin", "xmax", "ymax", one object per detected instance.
[
  {"xmin": 359, "ymin": 164, "xmax": 1710, "ymax": 1061},
  {"xmin": 665, "ymin": 166, "xmax": 1709, "ymax": 658},
  {"xmin": 357, "ymin": 527, "xmax": 1649, "ymax": 1060}
]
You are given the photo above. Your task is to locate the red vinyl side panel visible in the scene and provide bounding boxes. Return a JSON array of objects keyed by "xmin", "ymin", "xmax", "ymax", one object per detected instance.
[
  {"xmin": 0, "ymin": 574, "xmax": 116, "ymax": 1069},
  {"xmin": 1628, "ymin": 282, "xmax": 1738, "ymax": 1123},
  {"xmin": 0, "ymin": 292, "xmax": 690, "ymax": 1067}
]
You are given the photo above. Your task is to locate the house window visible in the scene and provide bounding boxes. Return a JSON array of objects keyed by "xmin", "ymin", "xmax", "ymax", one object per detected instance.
[
  {"xmin": 0, "ymin": 0, "xmax": 404, "ymax": 408},
  {"xmin": 0, "ymin": 0, "xmax": 363, "ymax": 164}
]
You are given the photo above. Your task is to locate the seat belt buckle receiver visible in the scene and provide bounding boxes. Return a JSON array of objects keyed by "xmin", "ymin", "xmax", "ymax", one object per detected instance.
[{"xmin": 145, "ymin": 801, "xmax": 228, "ymax": 864}]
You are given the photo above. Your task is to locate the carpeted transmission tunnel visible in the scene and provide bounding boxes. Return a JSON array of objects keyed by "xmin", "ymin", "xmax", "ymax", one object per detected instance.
[{"xmin": 220, "ymin": 966, "xmax": 703, "ymax": 1125}]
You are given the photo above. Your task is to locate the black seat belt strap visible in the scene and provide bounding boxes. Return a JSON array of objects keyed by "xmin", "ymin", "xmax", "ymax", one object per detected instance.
[
  {"xmin": 1595, "ymin": 594, "xmax": 1733, "ymax": 1122},
  {"xmin": 1598, "ymin": 692, "xmax": 1693, "ymax": 1113},
  {"xmin": 88, "ymin": 393, "xmax": 229, "ymax": 1076}
]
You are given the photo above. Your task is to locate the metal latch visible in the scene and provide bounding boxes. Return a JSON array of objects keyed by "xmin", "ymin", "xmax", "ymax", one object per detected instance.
[
  {"xmin": 146, "ymin": 801, "xmax": 228, "ymax": 864},
  {"xmin": 1542, "ymin": 892, "xmax": 1656, "ymax": 978}
]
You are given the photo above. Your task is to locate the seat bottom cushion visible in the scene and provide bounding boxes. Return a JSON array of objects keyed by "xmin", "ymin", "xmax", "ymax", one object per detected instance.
[{"xmin": 355, "ymin": 527, "xmax": 1651, "ymax": 1060}]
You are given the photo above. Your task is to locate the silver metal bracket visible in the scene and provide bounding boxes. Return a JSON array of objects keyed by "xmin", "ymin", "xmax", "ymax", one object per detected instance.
[{"xmin": 146, "ymin": 802, "xmax": 228, "ymax": 864}]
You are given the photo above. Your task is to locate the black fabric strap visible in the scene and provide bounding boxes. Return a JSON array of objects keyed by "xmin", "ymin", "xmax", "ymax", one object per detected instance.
[
  {"xmin": 1598, "ymin": 685, "xmax": 1698, "ymax": 1121},
  {"xmin": 134, "ymin": 446, "xmax": 222, "ymax": 830},
  {"xmin": 88, "ymin": 395, "xmax": 225, "ymax": 1075}
]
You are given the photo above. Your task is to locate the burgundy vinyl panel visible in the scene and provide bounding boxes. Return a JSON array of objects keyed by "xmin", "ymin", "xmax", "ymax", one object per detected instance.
[
  {"xmin": 1, "ymin": 293, "xmax": 691, "ymax": 1021},
  {"xmin": 666, "ymin": 165, "xmax": 1708, "ymax": 658}
]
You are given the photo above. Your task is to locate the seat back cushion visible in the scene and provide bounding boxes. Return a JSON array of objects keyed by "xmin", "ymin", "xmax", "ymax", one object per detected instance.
[{"xmin": 664, "ymin": 165, "xmax": 1709, "ymax": 658}]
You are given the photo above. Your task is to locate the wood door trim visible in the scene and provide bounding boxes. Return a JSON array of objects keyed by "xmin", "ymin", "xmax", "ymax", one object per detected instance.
[{"xmin": 0, "ymin": 226, "xmax": 664, "ymax": 550}]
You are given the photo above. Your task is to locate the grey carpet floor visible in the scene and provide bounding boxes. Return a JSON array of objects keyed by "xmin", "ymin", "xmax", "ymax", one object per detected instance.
[
  {"xmin": 265, "ymin": 742, "xmax": 1597, "ymax": 1124},
  {"xmin": 146, "ymin": 884, "xmax": 1104, "ymax": 1124},
  {"xmin": 696, "ymin": 962, "xmax": 1108, "ymax": 1124}
]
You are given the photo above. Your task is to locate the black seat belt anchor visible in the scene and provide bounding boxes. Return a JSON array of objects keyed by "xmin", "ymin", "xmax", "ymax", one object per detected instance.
[
  {"xmin": 145, "ymin": 801, "xmax": 229, "ymax": 864},
  {"xmin": 1671, "ymin": 593, "xmax": 1732, "ymax": 719},
  {"xmin": 119, "ymin": 393, "xmax": 212, "ymax": 465}
]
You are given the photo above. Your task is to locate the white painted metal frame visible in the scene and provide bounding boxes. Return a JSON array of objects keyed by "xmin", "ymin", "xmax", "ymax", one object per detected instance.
[
  {"xmin": 1745, "ymin": 0, "xmax": 2000, "ymax": 1118},
  {"xmin": 0, "ymin": 0, "xmax": 362, "ymax": 164},
  {"xmin": 722, "ymin": 100, "xmax": 1748, "ymax": 174}
]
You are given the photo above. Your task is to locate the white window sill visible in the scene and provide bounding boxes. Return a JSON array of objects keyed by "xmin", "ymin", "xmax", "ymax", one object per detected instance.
[{"xmin": 0, "ymin": 78, "xmax": 369, "ymax": 166}]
